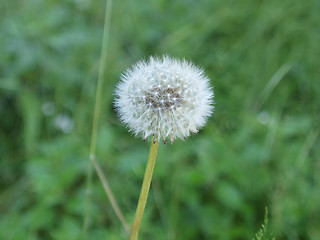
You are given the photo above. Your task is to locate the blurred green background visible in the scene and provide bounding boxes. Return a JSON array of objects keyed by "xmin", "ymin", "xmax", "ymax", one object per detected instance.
[{"xmin": 1, "ymin": 0, "xmax": 319, "ymax": 239}]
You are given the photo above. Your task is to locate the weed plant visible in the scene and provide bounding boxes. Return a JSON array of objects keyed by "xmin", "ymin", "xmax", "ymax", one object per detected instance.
[{"xmin": 1, "ymin": 0, "xmax": 320, "ymax": 239}]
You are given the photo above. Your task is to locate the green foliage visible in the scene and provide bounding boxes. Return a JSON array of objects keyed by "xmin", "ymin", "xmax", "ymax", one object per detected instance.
[
  {"xmin": 253, "ymin": 208, "xmax": 275, "ymax": 240},
  {"xmin": 1, "ymin": 0, "xmax": 320, "ymax": 239}
]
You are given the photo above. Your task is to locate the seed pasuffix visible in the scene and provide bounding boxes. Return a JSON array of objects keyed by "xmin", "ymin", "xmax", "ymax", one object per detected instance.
[{"xmin": 114, "ymin": 55, "xmax": 214, "ymax": 144}]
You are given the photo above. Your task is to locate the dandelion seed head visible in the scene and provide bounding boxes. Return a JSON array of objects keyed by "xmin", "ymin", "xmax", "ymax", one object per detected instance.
[{"xmin": 114, "ymin": 55, "xmax": 214, "ymax": 142}]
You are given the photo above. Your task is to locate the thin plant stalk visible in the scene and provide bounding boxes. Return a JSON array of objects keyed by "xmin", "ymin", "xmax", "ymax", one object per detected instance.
[
  {"xmin": 82, "ymin": 159, "xmax": 93, "ymax": 240},
  {"xmin": 90, "ymin": 155, "xmax": 130, "ymax": 233},
  {"xmin": 130, "ymin": 140, "xmax": 160, "ymax": 240},
  {"xmin": 83, "ymin": 0, "xmax": 129, "ymax": 237}
]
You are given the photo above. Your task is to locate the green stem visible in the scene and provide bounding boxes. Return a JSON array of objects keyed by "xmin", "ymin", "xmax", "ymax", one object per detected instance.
[
  {"xmin": 83, "ymin": 0, "xmax": 129, "ymax": 238},
  {"xmin": 90, "ymin": 155, "xmax": 130, "ymax": 233},
  {"xmin": 82, "ymin": 159, "xmax": 93, "ymax": 240},
  {"xmin": 90, "ymin": 0, "xmax": 112, "ymax": 157},
  {"xmin": 130, "ymin": 140, "xmax": 160, "ymax": 240}
]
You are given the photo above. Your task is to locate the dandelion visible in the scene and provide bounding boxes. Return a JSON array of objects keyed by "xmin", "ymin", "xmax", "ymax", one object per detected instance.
[
  {"xmin": 115, "ymin": 55, "xmax": 214, "ymax": 144},
  {"xmin": 54, "ymin": 114, "xmax": 74, "ymax": 134},
  {"xmin": 114, "ymin": 55, "xmax": 214, "ymax": 240}
]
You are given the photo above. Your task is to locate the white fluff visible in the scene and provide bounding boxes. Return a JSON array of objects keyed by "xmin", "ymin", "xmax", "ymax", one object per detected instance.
[{"xmin": 114, "ymin": 55, "xmax": 214, "ymax": 143}]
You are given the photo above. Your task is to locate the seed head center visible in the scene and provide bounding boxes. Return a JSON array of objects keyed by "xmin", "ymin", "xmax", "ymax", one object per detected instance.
[{"xmin": 145, "ymin": 86, "xmax": 183, "ymax": 110}]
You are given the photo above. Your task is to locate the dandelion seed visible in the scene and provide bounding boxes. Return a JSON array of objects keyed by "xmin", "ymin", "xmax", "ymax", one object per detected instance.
[
  {"xmin": 54, "ymin": 114, "xmax": 74, "ymax": 134},
  {"xmin": 41, "ymin": 102, "xmax": 55, "ymax": 116},
  {"xmin": 114, "ymin": 55, "xmax": 214, "ymax": 143}
]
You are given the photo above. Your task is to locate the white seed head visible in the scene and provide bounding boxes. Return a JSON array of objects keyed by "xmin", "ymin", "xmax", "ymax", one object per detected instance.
[{"xmin": 114, "ymin": 55, "xmax": 214, "ymax": 143}]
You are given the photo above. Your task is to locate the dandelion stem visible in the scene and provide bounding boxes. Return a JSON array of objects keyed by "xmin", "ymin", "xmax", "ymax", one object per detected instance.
[{"xmin": 130, "ymin": 140, "xmax": 160, "ymax": 240}]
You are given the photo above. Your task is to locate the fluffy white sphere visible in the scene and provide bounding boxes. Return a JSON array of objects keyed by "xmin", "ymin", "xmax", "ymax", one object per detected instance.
[{"xmin": 114, "ymin": 56, "xmax": 214, "ymax": 143}]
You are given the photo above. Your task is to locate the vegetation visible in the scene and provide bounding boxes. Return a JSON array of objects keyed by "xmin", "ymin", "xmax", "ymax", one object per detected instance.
[
  {"xmin": 253, "ymin": 208, "xmax": 275, "ymax": 240},
  {"xmin": 1, "ymin": 0, "xmax": 319, "ymax": 239}
]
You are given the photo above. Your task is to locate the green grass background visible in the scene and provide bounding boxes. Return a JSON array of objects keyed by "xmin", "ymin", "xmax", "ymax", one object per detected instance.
[{"xmin": 1, "ymin": 0, "xmax": 319, "ymax": 239}]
